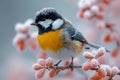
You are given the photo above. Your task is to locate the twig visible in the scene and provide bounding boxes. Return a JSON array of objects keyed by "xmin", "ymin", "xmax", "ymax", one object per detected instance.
[{"xmin": 40, "ymin": 65, "xmax": 98, "ymax": 71}]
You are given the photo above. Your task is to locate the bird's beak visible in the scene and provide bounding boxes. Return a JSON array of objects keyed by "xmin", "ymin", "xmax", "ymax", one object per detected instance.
[
  {"xmin": 31, "ymin": 22, "xmax": 43, "ymax": 28},
  {"xmin": 31, "ymin": 22, "xmax": 38, "ymax": 26}
]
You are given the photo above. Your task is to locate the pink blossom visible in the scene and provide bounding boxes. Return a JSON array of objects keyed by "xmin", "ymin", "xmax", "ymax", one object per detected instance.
[
  {"xmin": 82, "ymin": 61, "xmax": 91, "ymax": 71},
  {"xmin": 39, "ymin": 52, "xmax": 47, "ymax": 59},
  {"xmin": 83, "ymin": 52, "xmax": 95, "ymax": 59},
  {"xmin": 96, "ymin": 20, "xmax": 106, "ymax": 29},
  {"xmin": 111, "ymin": 48, "xmax": 119, "ymax": 58},
  {"xmin": 65, "ymin": 70, "xmax": 72, "ymax": 76},
  {"xmin": 111, "ymin": 66, "xmax": 119, "ymax": 77},
  {"xmin": 78, "ymin": 0, "xmax": 91, "ymax": 9},
  {"xmin": 73, "ymin": 58, "xmax": 79, "ymax": 66},
  {"xmin": 46, "ymin": 57, "xmax": 54, "ymax": 67},
  {"xmin": 95, "ymin": 47, "xmax": 105, "ymax": 58},
  {"xmin": 24, "ymin": 19, "xmax": 33, "ymax": 28},
  {"xmin": 32, "ymin": 63, "xmax": 41, "ymax": 71},
  {"xmin": 77, "ymin": 11, "xmax": 84, "ymax": 18},
  {"xmin": 110, "ymin": 32, "xmax": 119, "ymax": 41},
  {"xmin": 84, "ymin": 10, "xmax": 93, "ymax": 19},
  {"xmin": 36, "ymin": 69, "xmax": 45, "ymax": 78},
  {"xmin": 98, "ymin": 68, "xmax": 107, "ymax": 77},
  {"xmin": 63, "ymin": 60, "xmax": 70, "ymax": 66},
  {"xmin": 91, "ymin": 5, "xmax": 99, "ymax": 14},
  {"xmin": 90, "ymin": 59, "xmax": 99, "ymax": 68},
  {"xmin": 103, "ymin": 33, "xmax": 111, "ymax": 42},
  {"xmin": 15, "ymin": 19, "xmax": 33, "ymax": 33},
  {"xmin": 15, "ymin": 23, "xmax": 24, "ymax": 33},
  {"xmin": 13, "ymin": 33, "xmax": 26, "ymax": 46},
  {"xmin": 91, "ymin": 0, "xmax": 97, "ymax": 5},
  {"xmin": 37, "ymin": 59, "xmax": 46, "ymax": 66},
  {"xmin": 49, "ymin": 69, "xmax": 61, "ymax": 78}
]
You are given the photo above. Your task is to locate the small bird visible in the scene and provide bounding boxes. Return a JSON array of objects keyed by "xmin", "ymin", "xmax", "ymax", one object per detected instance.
[{"xmin": 31, "ymin": 8, "xmax": 109, "ymax": 69}]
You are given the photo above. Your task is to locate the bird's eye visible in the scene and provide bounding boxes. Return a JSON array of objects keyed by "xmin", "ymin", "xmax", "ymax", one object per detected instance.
[{"xmin": 42, "ymin": 18, "xmax": 46, "ymax": 21}]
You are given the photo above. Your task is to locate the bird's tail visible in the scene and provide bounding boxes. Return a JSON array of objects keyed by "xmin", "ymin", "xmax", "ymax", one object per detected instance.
[{"xmin": 87, "ymin": 43, "xmax": 110, "ymax": 52}]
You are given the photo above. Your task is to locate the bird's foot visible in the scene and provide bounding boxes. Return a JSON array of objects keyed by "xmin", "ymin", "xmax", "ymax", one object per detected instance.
[{"xmin": 69, "ymin": 57, "xmax": 74, "ymax": 71}]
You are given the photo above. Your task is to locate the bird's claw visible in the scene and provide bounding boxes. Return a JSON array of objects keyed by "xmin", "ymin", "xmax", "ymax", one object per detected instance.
[{"xmin": 69, "ymin": 57, "xmax": 74, "ymax": 71}]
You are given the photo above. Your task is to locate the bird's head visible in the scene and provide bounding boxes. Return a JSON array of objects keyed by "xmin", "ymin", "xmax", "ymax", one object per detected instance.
[{"xmin": 31, "ymin": 8, "xmax": 65, "ymax": 34}]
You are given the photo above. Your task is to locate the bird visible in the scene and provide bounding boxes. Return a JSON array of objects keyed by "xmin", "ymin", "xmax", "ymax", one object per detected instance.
[{"xmin": 31, "ymin": 8, "xmax": 109, "ymax": 69}]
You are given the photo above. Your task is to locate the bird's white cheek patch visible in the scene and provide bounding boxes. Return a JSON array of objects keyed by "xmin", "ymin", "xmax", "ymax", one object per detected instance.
[
  {"xmin": 39, "ymin": 19, "xmax": 53, "ymax": 29},
  {"xmin": 52, "ymin": 19, "xmax": 64, "ymax": 30}
]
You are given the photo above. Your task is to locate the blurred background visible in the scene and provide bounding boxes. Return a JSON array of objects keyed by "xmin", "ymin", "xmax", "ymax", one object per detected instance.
[{"xmin": 0, "ymin": 0, "xmax": 120, "ymax": 80}]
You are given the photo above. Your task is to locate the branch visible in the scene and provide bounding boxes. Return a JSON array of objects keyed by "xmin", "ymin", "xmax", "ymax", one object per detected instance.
[{"xmin": 41, "ymin": 65, "xmax": 98, "ymax": 71}]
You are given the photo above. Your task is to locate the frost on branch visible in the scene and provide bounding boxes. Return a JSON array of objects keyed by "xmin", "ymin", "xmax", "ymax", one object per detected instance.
[
  {"xmin": 32, "ymin": 57, "xmax": 80, "ymax": 78},
  {"xmin": 13, "ymin": 19, "xmax": 38, "ymax": 51},
  {"xmin": 82, "ymin": 47, "xmax": 120, "ymax": 80},
  {"xmin": 32, "ymin": 48, "xmax": 120, "ymax": 79}
]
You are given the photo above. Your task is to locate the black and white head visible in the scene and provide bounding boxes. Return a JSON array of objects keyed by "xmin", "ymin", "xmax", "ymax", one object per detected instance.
[{"xmin": 31, "ymin": 8, "xmax": 65, "ymax": 34}]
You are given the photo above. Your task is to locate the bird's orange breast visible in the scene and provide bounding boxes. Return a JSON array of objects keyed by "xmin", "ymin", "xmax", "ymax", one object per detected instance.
[{"xmin": 37, "ymin": 29, "xmax": 64, "ymax": 53}]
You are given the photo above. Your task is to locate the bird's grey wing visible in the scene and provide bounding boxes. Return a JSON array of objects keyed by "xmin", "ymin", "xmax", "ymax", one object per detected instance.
[
  {"xmin": 62, "ymin": 23, "xmax": 110, "ymax": 52},
  {"xmin": 62, "ymin": 24, "xmax": 88, "ymax": 43}
]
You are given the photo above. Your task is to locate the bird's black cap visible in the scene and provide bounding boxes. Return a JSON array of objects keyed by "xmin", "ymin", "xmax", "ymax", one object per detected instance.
[{"xmin": 35, "ymin": 8, "xmax": 63, "ymax": 23}]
